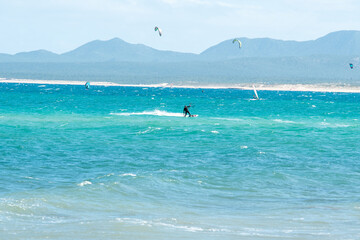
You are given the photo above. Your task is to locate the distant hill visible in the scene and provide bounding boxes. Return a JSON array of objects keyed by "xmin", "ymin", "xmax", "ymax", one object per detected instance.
[
  {"xmin": 14, "ymin": 50, "xmax": 60, "ymax": 62},
  {"xmin": 61, "ymin": 38, "xmax": 197, "ymax": 62},
  {"xmin": 0, "ymin": 53, "xmax": 12, "ymax": 62},
  {"xmin": 0, "ymin": 38, "xmax": 197, "ymax": 63},
  {"xmin": 200, "ymin": 30, "xmax": 360, "ymax": 59},
  {"xmin": 0, "ymin": 30, "xmax": 359, "ymax": 84}
]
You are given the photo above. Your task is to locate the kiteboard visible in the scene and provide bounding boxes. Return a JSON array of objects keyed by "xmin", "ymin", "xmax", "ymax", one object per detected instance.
[{"xmin": 190, "ymin": 115, "xmax": 198, "ymax": 117}]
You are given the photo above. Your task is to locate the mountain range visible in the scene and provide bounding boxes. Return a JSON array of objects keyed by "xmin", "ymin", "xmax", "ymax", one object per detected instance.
[{"xmin": 0, "ymin": 30, "xmax": 359, "ymax": 84}]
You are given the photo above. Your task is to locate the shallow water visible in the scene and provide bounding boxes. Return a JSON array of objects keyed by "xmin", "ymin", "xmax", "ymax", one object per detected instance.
[{"xmin": 0, "ymin": 83, "xmax": 360, "ymax": 240}]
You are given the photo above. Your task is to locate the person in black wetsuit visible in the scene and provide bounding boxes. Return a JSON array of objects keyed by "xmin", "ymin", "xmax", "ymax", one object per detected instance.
[{"xmin": 183, "ymin": 104, "xmax": 191, "ymax": 117}]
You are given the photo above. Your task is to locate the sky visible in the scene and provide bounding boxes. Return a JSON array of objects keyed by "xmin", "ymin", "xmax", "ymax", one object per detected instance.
[{"xmin": 0, "ymin": 0, "xmax": 359, "ymax": 54}]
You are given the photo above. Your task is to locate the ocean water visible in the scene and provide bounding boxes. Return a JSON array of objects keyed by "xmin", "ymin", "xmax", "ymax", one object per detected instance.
[{"xmin": 0, "ymin": 83, "xmax": 360, "ymax": 240}]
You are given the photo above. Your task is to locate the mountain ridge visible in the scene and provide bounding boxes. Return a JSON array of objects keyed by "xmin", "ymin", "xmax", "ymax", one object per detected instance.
[{"xmin": 0, "ymin": 30, "xmax": 359, "ymax": 62}]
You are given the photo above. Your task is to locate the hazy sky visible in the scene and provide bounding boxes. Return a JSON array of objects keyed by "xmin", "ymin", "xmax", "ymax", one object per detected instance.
[{"xmin": 0, "ymin": 0, "xmax": 359, "ymax": 54}]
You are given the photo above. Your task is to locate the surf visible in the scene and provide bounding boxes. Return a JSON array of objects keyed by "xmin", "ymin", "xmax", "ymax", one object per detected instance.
[{"xmin": 110, "ymin": 110, "xmax": 184, "ymax": 117}]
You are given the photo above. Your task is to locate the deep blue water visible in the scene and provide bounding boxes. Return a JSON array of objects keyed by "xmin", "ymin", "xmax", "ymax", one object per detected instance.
[{"xmin": 0, "ymin": 83, "xmax": 360, "ymax": 240}]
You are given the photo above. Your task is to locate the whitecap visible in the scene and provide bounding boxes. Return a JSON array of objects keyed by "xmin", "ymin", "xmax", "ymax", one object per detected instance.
[
  {"xmin": 23, "ymin": 176, "xmax": 41, "ymax": 180},
  {"xmin": 116, "ymin": 218, "xmax": 149, "ymax": 226},
  {"xmin": 240, "ymin": 146, "xmax": 248, "ymax": 149},
  {"xmin": 211, "ymin": 131, "xmax": 219, "ymax": 134},
  {"xmin": 333, "ymin": 124, "xmax": 351, "ymax": 128},
  {"xmin": 156, "ymin": 222, "xmax": 204, "ymax": 232},
  {"xmin": 96, "ymin": 173, "xmax": 114, "ymax": 179},
  {"xmin": 114, "ymin": 217, "xmax": 210, "ymax": 232},
  {"xmin": 78, "ymin": 181, "xmax": 92, "ymax": 186},
  {"xmin": 211, "ymin": 117, "xmax": 242, "ymax": 121},
  {"xmin": 121, "ymin": 173, "xmax": 136, "ymax": 177},
  {"xmin": 138, "ymin": 127, "xmax": 161, "ymax": 134},
  {"xmin": 273, "ymin": 119, "xmax": 296, "ymax": 124}
]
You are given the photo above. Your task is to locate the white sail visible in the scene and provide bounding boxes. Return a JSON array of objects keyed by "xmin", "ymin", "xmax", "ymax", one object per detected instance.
[{"xmin": 253, "ymin": 85, "xmax": 259, "ymax": 100}]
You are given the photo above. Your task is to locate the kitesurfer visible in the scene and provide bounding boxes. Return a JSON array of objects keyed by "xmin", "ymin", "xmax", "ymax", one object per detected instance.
[{"xmin": 183, "ymin": 104, "xmax": 191, "ymax": 117}]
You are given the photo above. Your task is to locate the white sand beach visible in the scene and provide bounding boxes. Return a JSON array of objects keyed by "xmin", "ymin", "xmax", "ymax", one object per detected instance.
[{"xmin": 1, "ymin": 78, "xmax": 360, "ymax": 93}]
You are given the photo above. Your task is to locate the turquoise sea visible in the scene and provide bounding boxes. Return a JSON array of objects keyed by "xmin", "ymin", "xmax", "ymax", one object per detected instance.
[{"xmin": 0, "ymin": 83, "xmax": 360, "ymax": 240}]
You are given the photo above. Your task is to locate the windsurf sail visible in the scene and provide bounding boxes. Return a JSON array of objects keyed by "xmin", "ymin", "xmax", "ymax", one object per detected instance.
[
  {"xmin": 85, "ymin": 82, "xmax": 90, "ymax": 89},
  {"xmin": 253, "ymin": 85, "xmax": 259, "ymax": 100}
]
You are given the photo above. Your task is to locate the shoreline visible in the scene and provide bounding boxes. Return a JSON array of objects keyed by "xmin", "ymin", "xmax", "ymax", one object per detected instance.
[{"xmin": 1, "ymin": 78, "xmax": 360, "ymax": 93}]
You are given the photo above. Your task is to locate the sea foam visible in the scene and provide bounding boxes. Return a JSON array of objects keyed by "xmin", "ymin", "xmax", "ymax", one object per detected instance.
[{"xmin": 111, "ymin": 110, "xmax": 183, "ymax": 117}]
